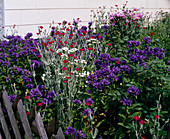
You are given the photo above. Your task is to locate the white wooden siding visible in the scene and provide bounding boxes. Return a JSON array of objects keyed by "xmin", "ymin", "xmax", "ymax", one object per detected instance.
[{"xmin": 3, "ymin": 0, "xmax": 170, "ymax": 37}]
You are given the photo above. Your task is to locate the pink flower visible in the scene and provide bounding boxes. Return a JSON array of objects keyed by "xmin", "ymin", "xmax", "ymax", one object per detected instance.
[
  {"xmin": 154, "ymin": 115, "xmax": 159, "ymax": 119},
  {"xmin": 63, "ymin": 80, "xmax": 67, "ymax": 83},
  {"xmin": 66, "ymin": 76, "xmax": 71, "ymax": 79},
  {"xmin": 37, "ymin": 55, "xmax": 42, "ymax": 58},
  {"xmin": 38, "ymin": 103, "xmax": 43, "ymax": 107},
  {"xmin": 57, "ymin": 53, "xmax": 62, "ymax": 56},
  {"xmin": 24, "ymin": 96, "xmax": 30, "ymax": 100},
  {"xmin": 79, "ymin": 48, "xmax": 85, "ymax": 51},
  {"xmin": 107, "ymin": 43, "xmax": 112, "ymax": 46},
  {"xmin": 150, "ymin": 32, "xmax": 154, "ymax": 36},
  {"xmin": 116, "ymin": 61, "xmax": 120, "ymax": 64},
  {"xmin": 69, "ymin": 72, "xmax": 72, "ymax": 75},
  {"xmin": 69, "ymin": 45, "xmax": 74, "ymax": 48},
  {"xmin": 139, "ymin": 119, "xmax": 145, "ymax": 125},
  {"xmin": 75, "ymin": 68, "xmax": 80, "ymax": 71},
  {"xmin": 26, "ymin": 112, "xmax": 30, "ymax": 114},
  {"xmin": 86, "ymin": 102, "xmax": 91, "ymax": 106},
  {"xmin": 133, "ymin": 116, "xmax": 140, "ymax": 121},
  {"xmin": 61, "ymin": 67, "xmax": 67, "ymax": 71},
  {"xmin": 87, "ymin": 47, "xmax": 93, "ymax": 50},
  {"xmin": 66, "ymin": 28, "xmax": 70, "ymax": 31},
  {"xmin": 39, "ymin": 26, "xmax": 44, "ymax": 29},
  {"xmin": 68, "ymin": 54, "xmax": 74, "ymax": 57},
  {"xmin": 63, "ymin": 60, "xmax": 68, "ymax": 63}
]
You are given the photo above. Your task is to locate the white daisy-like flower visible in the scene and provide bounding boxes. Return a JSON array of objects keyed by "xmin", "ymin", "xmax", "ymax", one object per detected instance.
[
  {"xmin": 62, "ymin": 47, "xmax": 69, "ymax": 51},
  {"xmin": 56, "ymin": 49, "xmax": 63, "ymax": 53},
  {"xmin": 61, "ymin": 54, "xmax": 68, "ymax": 58},
  {"xmin": 74, "ymin": 59, "xmax": 79, "ymax": 63},
  {"xmin": 87, "ymin": 71, "xmax": 90, "ymax": 76},
  {"xmin": 58, "ymin": 73, "xmax": 66, "ymax": 76},
  {"xmin": 80, "ymin": 60, "xmax": 87, "ymax": 64}
]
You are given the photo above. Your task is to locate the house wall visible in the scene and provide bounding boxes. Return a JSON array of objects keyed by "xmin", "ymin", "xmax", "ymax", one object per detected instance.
[{"xmin": 3, "ymin": 0, "xmax": 170, "ymax": 37}]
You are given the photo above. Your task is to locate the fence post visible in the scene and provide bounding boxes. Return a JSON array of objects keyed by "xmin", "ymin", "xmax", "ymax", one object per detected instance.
[
  {"xmin": 0, "ymin": 102, "xmax": 11, "ymax": 139},
  {"xmin": 17, "ymin": 99, "xmax": 33, "ymax": 139},
  {"xmin": 2, "ymin": 87, "xmax": 22, "ymax": 139},
  {"xmin": 36, "ymin": 112, "xmax": 48, "ymax": 139},
  {"xmin": 56, "ymin": 127, "xmax": 65, "ymax": 139}
]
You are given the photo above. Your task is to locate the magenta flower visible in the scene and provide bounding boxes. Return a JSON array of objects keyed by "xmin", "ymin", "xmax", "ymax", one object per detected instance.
[
  {"xmin": 154, "ymin": 115, "xmax": 159, "ymax": 119},
  {"xmin": 133, "ymin": 116, "xmax": 140, "ymax": 121},
  {"xmin": 61, "ymin": 67, "xmax": 67, "ymax": 71},
  {"xmin": 139, "ymin": 119, "xmax": 145, "ymax": 125},
  {"xmin": 75, "ymin": 68, "xmax": 80, "ymax": 71},
  {"xmin": 85, "ymin": 98, "xmax": 93, "ymax": 106}
]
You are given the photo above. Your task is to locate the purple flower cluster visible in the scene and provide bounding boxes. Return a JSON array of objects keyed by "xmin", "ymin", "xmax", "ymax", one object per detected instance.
[
  {"xmin": 143, "ymin": 37, "xmax": 151, "ymax": 44},
  {"xmin": 127, "ymin": 40, "xmax": 165, "ymax": 65},
  {"xmin": 127, "ymin": 40, "xmax": 140, "ymax": 47},
  {"xmin": 8, "ymin": 94, "xmax": 17, "ymax": 103},
  {"xmin": 10, "ymin": 65, "xmax": 23, "ymax": 75},
  {"xmin": 27, "ymin": 84, "xmax": 56, "ymax": 104},
  {"xmin": 73, "ymin": 99, "xmax": 81, "ymax": 104},
  {"xmin": 24, "ymin": 32, "xmax": 33, "ymax": 39},
  {"xmin": 30, "ymin": 88, "xmax": 42, "ymax": 99},
  {"xmin": 64, "ymin": 127, "xmax": 75, "ymax": 135},
  {"xmin": 26, "ymin": 84, "xmax": 33, "ymax": 89},
  {"xmin": 82, "ymin": 108, "xmax": 93, "ymax": 117},
  {"xmin": 120, "ymin": 86, "xmax": 140, "ymax": 106},
  {"xmin": 87, "ymin": 53, "xmax": 131, "ymax": 91},
  {"xmin": 109, "ymin": 9, "xmax": 144, "ymax": 22},
  {"xmin": 64, "ymin": 128, "xmax": 85, "ymax": 138},
  {"xmin": 85, "ymin": 98, "xmax": 93, "ymax": 105},
  {"xmin": 0, "ymin": 34, "xmax": 42, "ymax": 81},
  {"xmin": 9, "ymin": 65, "xmax": 33, "ymax": 83},
  {"xmin": 120, "ymin": 97, "xmax": 132, "ymax": 106},
  {"xmin": 31, "ymin": 60, "xmax": 42, "ymax": 68},
  {"xmin": 167, "ymin": 60, "xmax": 170, "ymax": 65},
  {"xmin": 76, "ymin": 130, "xmax": 85, "ymax": 138},
  {"xmin": 127, "ymin": 86, "xmax": 140, "ymax": 96}
]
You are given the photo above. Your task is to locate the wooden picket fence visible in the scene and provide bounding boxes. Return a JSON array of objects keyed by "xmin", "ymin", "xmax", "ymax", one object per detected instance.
[
  {"xmin": 0, "ymin": 86, "xmax": 170, "ymax": 139},
  {"xmin": 0, "ymin": 86, "xmax": 71, "ymax": 139}
]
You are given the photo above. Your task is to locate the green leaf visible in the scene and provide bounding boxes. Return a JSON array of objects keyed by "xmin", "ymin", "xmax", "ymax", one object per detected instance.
[
  {"xmin": 128, "ymin": 111, "xmax": 142, "ymax": 119},
  {"xmin": 96, "ymin": 119, "xmax": 106, "ymax": 127},
  {"xmin": 118, "ymin": 114, "xmax": 126, "ymax": 119},
  {"xmin": 161, "ymin": 111, "xmax": 168, "ymax": 114},
  {"xmin": 118, "ymin": 123, "xmax": 124, "ymax": 127},
  {"xmin": 150, "ymin": 107, "xmax": 157, "ymax": 111}
]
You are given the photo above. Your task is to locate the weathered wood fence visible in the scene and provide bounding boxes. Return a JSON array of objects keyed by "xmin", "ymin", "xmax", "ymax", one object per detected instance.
[
  {"xmin": 0, "ymin": 86, "xmax": 70, "ymax": 139},
  {"xmin": 0, "ymin": 86, "xmax": 170, "ymax": 139}
]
